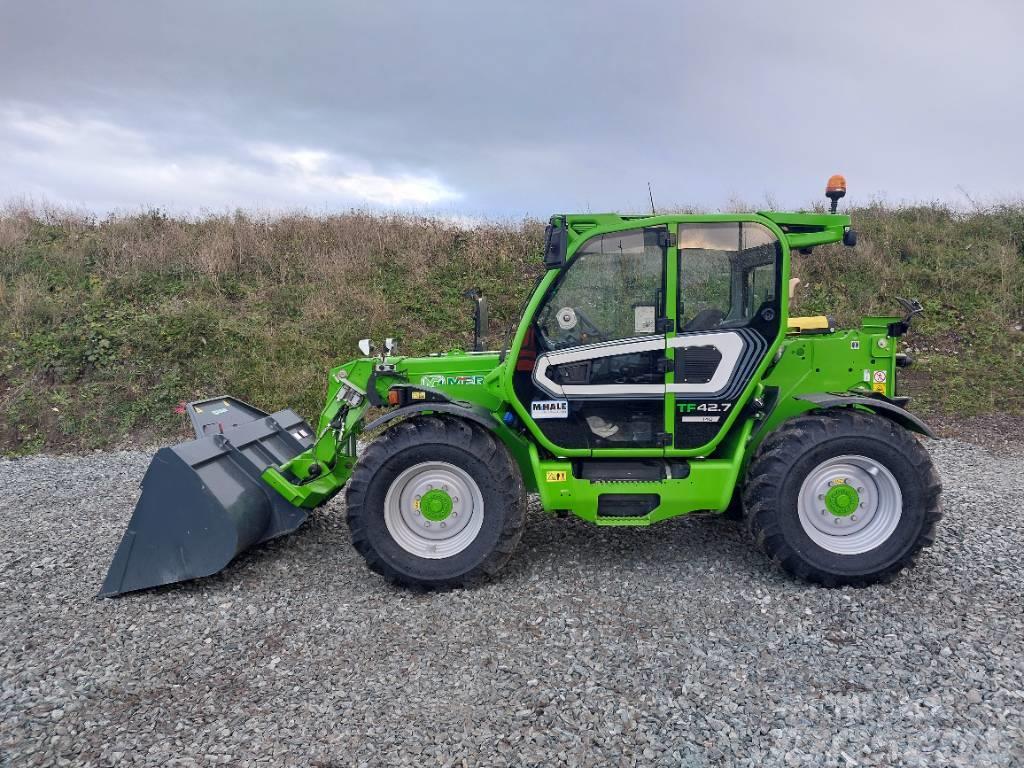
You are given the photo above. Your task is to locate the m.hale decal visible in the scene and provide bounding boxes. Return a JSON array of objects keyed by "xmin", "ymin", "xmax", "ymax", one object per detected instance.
[{"xmin": 531, "ymin": 400, "xmax": 569, "ymax": 419}]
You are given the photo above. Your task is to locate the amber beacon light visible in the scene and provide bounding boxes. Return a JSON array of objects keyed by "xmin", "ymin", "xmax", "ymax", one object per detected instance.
[{"xmin": 825, "ymin": 174, "xmax": 847, "ymax": 213}]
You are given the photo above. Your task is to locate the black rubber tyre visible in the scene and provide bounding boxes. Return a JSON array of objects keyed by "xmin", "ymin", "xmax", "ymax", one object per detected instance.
[
  {"xmin": 345, "ymin": 415, "xmax": 526, "ymax": 589},
  {"xmin": 743, "ymin": 409, "xmax": 942, "ymax": 586}
]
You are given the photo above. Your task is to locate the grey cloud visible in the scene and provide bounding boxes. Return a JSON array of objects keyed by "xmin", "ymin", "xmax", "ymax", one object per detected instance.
[{"xmin": 1, "ymin": 0, "xmax": 1021, "ymax": 215}]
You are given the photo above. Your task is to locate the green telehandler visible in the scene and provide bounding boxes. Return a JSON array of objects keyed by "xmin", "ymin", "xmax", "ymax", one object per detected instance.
[{"xmin": 100, "ymin": 176, "xmax": 942, "ymax": 596}]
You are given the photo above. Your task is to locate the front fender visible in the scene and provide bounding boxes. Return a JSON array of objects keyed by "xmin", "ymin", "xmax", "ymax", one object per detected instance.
[
  {"xmin": 362, "ymin": 400, "xmax": 502, "ymax": 435},
  {"xmin": 795, "ymin": 392, "xmax": 935, "ymax": 438}
]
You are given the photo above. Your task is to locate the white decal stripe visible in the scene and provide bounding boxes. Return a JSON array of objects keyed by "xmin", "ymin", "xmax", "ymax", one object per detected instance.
[
  {"xmin": 543, "ymin": 336, "xmax": 665, "ymax": 366},
  {"xmin": 666, "ymin": 331, "xmax": 745, "ymax": 395},
  {"xmin": 533, "ymin": 337, "xmax": 665, "ymax": 398},
  {"xmin": 561, "ymin": 384, "xmax": 664, "ymax": 397},
  {"xmin": 532, "ymin": 331, "xmax": 747, "ymax": 399}
]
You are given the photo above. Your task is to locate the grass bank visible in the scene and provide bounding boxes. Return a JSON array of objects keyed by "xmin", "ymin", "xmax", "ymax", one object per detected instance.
[{"xmin": 1, "ymin": 204, "xmax": 1021, "ymax": 454}]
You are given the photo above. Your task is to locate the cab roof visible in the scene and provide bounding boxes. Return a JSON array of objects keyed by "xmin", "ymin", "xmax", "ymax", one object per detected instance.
[{"xmin": 551, "ymin": 210, "xmax": 852, "ymax": 252}]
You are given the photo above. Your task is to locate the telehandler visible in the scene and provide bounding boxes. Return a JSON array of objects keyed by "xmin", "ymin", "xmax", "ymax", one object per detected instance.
[{"xmin": 100, "ymin": 176, "xmax": 942, "ymax": 596}]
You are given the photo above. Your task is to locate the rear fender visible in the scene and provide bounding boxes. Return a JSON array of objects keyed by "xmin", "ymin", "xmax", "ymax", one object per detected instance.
[{"xmin": 795, "ymin": 392, "xmax": 935, "ymax": 438}]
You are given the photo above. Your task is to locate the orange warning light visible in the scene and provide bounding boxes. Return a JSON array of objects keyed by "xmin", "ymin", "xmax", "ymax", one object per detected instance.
[{"xmin": 826, "ymin": 174, "xmax": 847, "ymax": 196}]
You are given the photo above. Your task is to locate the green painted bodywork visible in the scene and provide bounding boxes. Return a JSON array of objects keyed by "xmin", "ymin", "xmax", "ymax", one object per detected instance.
[{"xmin": 260, "ymin": 208, "xmax": 921, "ymax": 527}]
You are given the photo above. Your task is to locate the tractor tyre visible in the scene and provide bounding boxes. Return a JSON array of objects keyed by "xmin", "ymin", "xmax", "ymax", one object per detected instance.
[
  {"xmin": 743, "ymin": 409, "xmax": 942, "ymax": 586},
  {"xmin": 346, "ymin": 415, "xmax": 526, "ymax": 589}
]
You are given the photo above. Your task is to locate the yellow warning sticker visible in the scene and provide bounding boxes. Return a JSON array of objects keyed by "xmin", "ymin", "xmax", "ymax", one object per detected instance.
[
  {"xmin": 872, "ymin": 381, "xmax": 887, "ymax": 393},
  {"xmin": 829, "ymin": 477, "xmax": 847, "ymax": 486},
  {"xmin": 546, "ymin": 470, "xmax": 567, "ymax": 482},
  {"xmin": 413, "ymin": 498, "xmax": 420, "ymax": 510}
]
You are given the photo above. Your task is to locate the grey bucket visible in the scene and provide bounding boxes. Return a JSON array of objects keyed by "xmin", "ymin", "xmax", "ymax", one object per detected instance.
[{"xmin": 98, "ymin": 397, "xmax": 314, "ymax": 597}]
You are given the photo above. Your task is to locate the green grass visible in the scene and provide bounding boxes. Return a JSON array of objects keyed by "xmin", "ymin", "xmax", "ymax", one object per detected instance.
[{"xmin": 1, "ymin": 203, "xmax": 1021, "ymax": 454}]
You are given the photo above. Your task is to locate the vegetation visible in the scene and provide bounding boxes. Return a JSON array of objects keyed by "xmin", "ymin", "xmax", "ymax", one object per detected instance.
[{"xmin": 1, "ymin": 203, "xmax": 1022, "ymax": 454}]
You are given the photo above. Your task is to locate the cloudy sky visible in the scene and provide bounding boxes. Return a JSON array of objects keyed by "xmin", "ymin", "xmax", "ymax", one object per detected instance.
[{"xmin": 1, "ymin": 1, "xmax": 1021, "ymax": 217}]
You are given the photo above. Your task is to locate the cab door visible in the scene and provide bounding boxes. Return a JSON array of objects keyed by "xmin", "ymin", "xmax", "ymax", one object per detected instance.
[
  {"xmin": 520, "ymin": 227, "xmax": 671, "ymax": 452},
  {"xmin": 669, "ymin": 221, "xmax": 783, "ymax": 450}
]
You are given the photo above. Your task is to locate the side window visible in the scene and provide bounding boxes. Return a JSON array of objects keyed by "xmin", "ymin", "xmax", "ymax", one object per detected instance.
[
  {"xmin": 677, "ymin": 222, "xmax": 780, "ymax": 333},
  {"xmin": 535, "ymin": 229, "xmax": 664, "ymax": 350}
]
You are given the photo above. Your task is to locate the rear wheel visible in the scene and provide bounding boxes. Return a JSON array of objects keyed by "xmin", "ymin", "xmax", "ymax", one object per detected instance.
[
  {"xmin": 744, "ymin": 410, "xmax": 942, "ymax": 586},
  {"xmin": 346, "ymin": 415, "xmax": 526, "ymax": 589}
]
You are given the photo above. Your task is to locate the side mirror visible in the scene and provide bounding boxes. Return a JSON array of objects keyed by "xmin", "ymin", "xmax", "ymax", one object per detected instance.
[
  {"xmin": 542, "ymin": 217, "xmax": 568, "ymax": 269},
  {"xmin": 384, "ymin": 337, "xmax": 397, "ymax": 356},
  {"xmin": 463, "ymin": 289, "xmax": 488, "ymax": 352},
  {"xmin": 358, "ymin": 338, "xmax": 374, "ymax": 356}
]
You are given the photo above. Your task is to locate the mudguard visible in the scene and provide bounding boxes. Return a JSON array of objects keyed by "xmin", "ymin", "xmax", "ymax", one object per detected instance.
[
  {"xmin": 795, "ymin": 392, "xmax": 935, "ymax": 438},
  {"xmin": 362, "ymin": 399, "xmax": 501, "ymax": 435}
]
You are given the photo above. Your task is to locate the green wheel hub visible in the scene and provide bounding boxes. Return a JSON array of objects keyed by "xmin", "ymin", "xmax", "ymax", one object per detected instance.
[
  {"xmin": 419, "ymin": 488, "xmax": 454, "ymax": 522},
  {"xmin": 824, "ymin": 482, "xmax": 860, "ymax": 517}
]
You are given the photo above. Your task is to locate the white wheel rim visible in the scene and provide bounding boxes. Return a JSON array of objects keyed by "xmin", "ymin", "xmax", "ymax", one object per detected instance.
[
  {"xmin": 797, "ymin": 454, "xmax": 903, "ymax": 555},
  {"xmin": 383, "ymin": 461, "xmax": 485, "ymax": 559}
]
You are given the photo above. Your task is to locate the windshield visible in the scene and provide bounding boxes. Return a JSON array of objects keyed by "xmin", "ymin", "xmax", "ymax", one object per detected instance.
[{"xmin": 534, "ymin": 229, "xmax": 665, "ymax": 351}]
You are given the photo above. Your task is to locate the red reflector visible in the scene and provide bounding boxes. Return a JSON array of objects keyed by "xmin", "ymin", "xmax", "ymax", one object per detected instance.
[{"xmin": 387, "ymin": 389, "xmax": 401, "ymax": 406}]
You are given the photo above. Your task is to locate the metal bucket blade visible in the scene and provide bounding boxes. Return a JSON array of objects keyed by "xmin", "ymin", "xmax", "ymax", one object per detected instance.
[{"xmin": 99, "ymin": 407, "xmax": 314, "ymax": 597}]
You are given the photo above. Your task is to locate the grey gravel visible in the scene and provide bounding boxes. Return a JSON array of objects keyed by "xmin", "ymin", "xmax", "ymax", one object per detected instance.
[{"xmin": 1, "ymin": 438, "xmax": 1022, "ymax": 767}]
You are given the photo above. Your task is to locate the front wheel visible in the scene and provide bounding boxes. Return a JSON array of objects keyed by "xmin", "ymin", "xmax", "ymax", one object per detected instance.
[
  {"xmin": 744, "ymin": 410, "xmax": 942, "ymax": 586},
  {"xmin": 345, "ymin": 415, "xmax": 526, "ymax": 589}
]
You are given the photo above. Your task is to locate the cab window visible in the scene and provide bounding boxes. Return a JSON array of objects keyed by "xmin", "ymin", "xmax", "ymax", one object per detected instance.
[
  {"xmin": 535, "ymin": 228, "xmax": 664, "ymax": 350},
  {"xmin": 677, "ymin": 222, "xmax": 780, "ymax": 333}
]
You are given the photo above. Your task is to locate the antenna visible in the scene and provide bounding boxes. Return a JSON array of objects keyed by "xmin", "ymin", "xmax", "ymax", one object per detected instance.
[{"xmin": 647, "ymin": 182, "xmax": 656, "ymax": 215}]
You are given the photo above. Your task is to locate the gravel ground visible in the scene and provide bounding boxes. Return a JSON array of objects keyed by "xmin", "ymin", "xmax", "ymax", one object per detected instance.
[{"xmin": 1, "ymin": 438, "xmax": 1022, "ymax": 767}]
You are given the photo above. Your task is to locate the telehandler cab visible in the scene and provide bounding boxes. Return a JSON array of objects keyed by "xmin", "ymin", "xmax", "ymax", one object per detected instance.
[{"xmin": 100, "ymin": 176, "xmax": 942, "ymax": 596}]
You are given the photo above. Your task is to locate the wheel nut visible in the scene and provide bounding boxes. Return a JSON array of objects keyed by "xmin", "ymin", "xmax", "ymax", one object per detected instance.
[
  {"xmin": 440, "ymin": 522, "xmax": 446, "ymax": 528},
  {"xmin": 851, "ymin": 515, "xmax": 858, "ymax": 522}
]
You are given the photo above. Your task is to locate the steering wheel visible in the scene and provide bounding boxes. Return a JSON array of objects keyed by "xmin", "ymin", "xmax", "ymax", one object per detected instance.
[
  {"xmin": 682, "ymin": 308, "xmax": 725, "ymax": 332},
  {"xmin": 538, "ymin": 305, "xmax": 611, "ymax": 348},
  {"xmin": 572, "ymin": 307, "xmax": 609, "ymax": 342}
]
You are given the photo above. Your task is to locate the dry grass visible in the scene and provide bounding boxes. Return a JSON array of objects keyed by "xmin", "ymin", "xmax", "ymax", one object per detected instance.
[{"xmin": 0, "ymin": 202, "xmax": 1021, "ymax": 454}]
